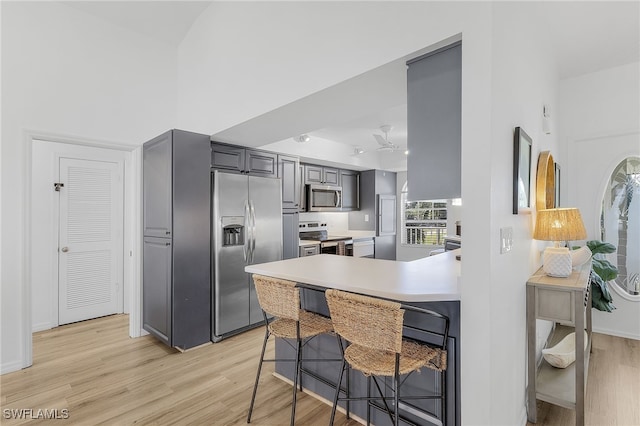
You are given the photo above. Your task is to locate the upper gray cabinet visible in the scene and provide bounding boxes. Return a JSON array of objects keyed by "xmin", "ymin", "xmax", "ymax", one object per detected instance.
[
  {"xmin": 278, "ymin": 154, "xmax": 300, "ymax": 211},
  {"xmin": 407, "ymin": 41, "xmax": 462, "ymax": 201},
  {"xmin": 304, "ymin": 164, "xmax": 340, "ymax": 186},
  {"xmin": 211, "ymin": 143, "xmax": 277, "ymax": 178},
  {"xmin": 340, "ymin": 169, "xmax": 360, "ymax": 211},
  {"xmin": 143, "ymin": 132, "xmax": 173, "ymax": 238}
]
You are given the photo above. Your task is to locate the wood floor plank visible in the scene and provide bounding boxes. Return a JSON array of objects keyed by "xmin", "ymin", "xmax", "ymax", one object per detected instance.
[
  {"xmin": 2, "ymin": 314, "xmax": 636, "ymax": 425},
  {"xmin": 528, "ymin": 331, "xmax": 640, "ymax": 426}
]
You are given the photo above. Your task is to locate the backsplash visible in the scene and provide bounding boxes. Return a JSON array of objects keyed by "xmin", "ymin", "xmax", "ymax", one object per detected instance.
[{"xmin": 299, "ymin": 212, "xmax": 349, "ymax": 232}]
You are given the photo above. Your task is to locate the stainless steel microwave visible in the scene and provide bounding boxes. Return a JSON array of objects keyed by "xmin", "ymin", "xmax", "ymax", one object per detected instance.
[{"xmin": 307, "ymin": 184, "xmax": 342, "ymax": 211}]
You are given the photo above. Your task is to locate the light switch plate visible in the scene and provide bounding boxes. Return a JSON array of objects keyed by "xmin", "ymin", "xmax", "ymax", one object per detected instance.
[{"xmin": 500, "ymin": 227, "xmax": 513, "ymax": 254}]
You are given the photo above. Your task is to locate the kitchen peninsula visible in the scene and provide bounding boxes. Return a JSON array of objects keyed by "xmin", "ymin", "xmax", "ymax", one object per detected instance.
[{"xmin": 246, "ymin": 250, "xmax": 461, "ymax": 425}]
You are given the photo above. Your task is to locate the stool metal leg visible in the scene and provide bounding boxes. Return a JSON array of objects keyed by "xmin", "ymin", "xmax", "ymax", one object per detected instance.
[
  {"xmin": 329, "ymin": 357, "xmax": 347, "ymax": 426},
  {"xmin": 290, "ymin": 324, "xmax": 302, "ymax": 426},
  {"xmin": 394, "ymin": 354, "xmax": 400, "ymax": 426},
  {"xmin": 366, "ymin": 376, "xmax": 371, "ymax": 426},
  {"xmin": 441, "ymin": 368, "xmax": 447, "ymax": 426},
  {"xmin": 298, "ymin": 338, "xmax": 303, "ymax": 392},
  {"xmin": 247, "ymin": 325, "xmax": 270, "ymax": 423}
]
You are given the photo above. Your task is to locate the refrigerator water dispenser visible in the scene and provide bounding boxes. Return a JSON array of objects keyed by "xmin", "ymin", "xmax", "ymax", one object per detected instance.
[{"xmin": 222, "ymin": 217, "xmax": 244, "ymax": 246}]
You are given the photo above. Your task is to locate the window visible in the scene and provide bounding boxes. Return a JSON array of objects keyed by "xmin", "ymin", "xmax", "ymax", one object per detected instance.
[{"xmin": 401, "ymin": 182, "xmax": 448, "ymax": 246}]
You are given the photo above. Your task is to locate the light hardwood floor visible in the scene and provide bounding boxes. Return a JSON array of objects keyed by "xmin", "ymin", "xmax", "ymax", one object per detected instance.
[
  {"xmin": 1, "ymin": 314, "xmax": 638, "ymax": 425},
  {"xmin": 0, "ymin": 315, "xmax": 358, "ymax": 425},
  {"xmin": 528, "ymin": 332, "xmax": 640, "ymax": 426}
]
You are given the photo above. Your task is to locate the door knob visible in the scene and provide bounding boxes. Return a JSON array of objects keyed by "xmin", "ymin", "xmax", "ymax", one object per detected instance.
[{"xmin": 61, "ymin": 247, "xmax": 69, "ymax": 253}]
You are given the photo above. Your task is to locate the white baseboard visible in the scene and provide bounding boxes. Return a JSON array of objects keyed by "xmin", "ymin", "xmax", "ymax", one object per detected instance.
[
  {"xmin": 592, "ymin": 326, "xmax": 640, "ymax": 340},
  {"xmin": 32, "ymin": 321, "xmax": 53, "ymax": 333},
  {"xmin": 1, "ymin": 360, "xmax": 23, "ymax": 375}
]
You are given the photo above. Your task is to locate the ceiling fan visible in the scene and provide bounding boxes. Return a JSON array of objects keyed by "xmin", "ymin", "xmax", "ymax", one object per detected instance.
[{"xmin": 373, "ymin": 125, "xmax": 401, "ymax": 152}]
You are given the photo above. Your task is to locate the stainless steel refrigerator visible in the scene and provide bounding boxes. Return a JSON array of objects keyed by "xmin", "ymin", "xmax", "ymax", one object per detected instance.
[{"xmin": 211, "ymin": 170, "xmax": 282, "ymax": 341}]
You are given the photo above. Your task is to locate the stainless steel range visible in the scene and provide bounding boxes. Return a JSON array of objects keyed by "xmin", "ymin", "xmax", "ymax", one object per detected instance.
[{"xmin": 299, "ymin": 222, "xmax": 353, "ymax": 256}]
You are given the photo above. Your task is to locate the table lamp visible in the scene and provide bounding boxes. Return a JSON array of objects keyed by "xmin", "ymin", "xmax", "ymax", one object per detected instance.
[{"xmin": 533, "ymin": 208, "xmax": 587, "ymax": 277}]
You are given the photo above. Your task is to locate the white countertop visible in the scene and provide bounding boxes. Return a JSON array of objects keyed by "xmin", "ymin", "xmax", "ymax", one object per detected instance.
[{"xmin": 245, "ymin": 250, "xmax": 461, "ymax": 302}]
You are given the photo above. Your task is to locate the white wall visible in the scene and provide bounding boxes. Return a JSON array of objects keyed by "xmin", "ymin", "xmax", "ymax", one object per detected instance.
[
  {"xmin": 1, "ymin": 2, "xmax": 176, "ymax": 373},
  {"xmin": 562, "ymin": 62, "xmax": 640, "ymax": 340}
]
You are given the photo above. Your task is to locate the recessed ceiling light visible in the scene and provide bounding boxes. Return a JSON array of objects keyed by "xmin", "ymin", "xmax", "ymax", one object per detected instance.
[
  {"xmin": 404, "ymin": 150, "xmax": 409, "ymax": 155},
  {"xmin": 293, "ymin": 134, "xmax": 310, "ymax": 143}
]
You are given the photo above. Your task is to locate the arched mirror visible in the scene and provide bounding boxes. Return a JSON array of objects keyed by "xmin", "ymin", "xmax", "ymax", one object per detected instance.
[{"xmin": 600, "ymin": 156, "xmax": 640, "ymax": 296}]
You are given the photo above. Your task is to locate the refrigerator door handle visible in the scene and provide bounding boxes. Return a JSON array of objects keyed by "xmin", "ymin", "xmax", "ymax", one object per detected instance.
[
  {"xmin": 249, "ymin": 201, "xmax": 256, "ymax": 263},
  {"xmin": 243, "ymin": 201, "xmax": 250, "ymax": 263}
]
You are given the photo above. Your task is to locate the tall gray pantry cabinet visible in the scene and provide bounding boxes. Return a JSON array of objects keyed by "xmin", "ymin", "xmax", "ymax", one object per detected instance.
[{"xmin": 142, "ymin": 129, "xmax": 211, "ymax": 350}]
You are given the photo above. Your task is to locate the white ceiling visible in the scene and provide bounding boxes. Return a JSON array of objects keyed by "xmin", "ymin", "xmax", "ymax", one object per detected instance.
[
  {"xmin": 61, "ymin": 1, "xmax": 212, "ymax": 47},
  {"xmin": 60, "ymin": 1, "xmax": 639, "ymax": 170}
]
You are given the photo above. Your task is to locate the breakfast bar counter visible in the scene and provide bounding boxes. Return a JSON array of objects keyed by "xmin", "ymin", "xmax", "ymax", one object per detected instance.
[
  {"xmin": 245, "ymin": 251, "xmax": 461, "ymax": 425},
  {"xmin": 245, "ymin": 249, "xmax": 461, "ymax": 302}
]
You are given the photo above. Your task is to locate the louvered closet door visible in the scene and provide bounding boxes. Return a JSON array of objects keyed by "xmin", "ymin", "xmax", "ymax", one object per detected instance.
[{"xmin": 58, "ymin": 158, "xmax": 123, "ymax": 325}]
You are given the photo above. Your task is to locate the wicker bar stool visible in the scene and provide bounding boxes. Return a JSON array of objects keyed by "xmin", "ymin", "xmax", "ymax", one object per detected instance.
[
  {"xmin": 247, "ymin": 274, "xmax": 335, "ymax": 426},
  {"xmin": 325, "ymin": 289, "xmax": 449, "ymax": 426}
]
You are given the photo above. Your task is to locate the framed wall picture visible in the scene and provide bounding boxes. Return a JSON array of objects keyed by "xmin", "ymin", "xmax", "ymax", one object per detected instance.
[{"xmin": 513, "ymin": 127, "xmax": 532, "ymax": 214}]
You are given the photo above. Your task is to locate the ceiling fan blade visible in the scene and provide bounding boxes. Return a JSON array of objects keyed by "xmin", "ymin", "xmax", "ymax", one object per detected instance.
[{"xmin": 373, "ymin": 134, "xmax": 388, "ymax": 147}]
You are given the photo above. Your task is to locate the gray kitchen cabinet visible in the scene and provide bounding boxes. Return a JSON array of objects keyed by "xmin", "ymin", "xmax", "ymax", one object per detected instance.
[
  {"xmin": 143, "ymin": 236, "xmax": 171, "ymax": 346},
  {"xmin": 143, "ymin": 129, "xmax": 211, "ymax": 350},
  {"xmin": 299, "ymin": 244, "xmax": 320, "ymax": 257},
  {"xmin": 211, "ymin": 142, "xmax": 277, "ymax": 178},
  {"xmin": 407, "ymin": 41, "xmax": 461, "ymax": 201},
  {"xmin": 278, "ymin": 154, "xmax": 300, "ymax": 211},
  {"xmin": 245, "ymin": 149, "xmax": 278, "ymax": 177},
  {"xmin": 299, "ymin": 163, "xmax": 307, "ymax": 212},
  {"xmin": 304, "ymin": 164, "xmax": 340, "ymax": 186},
  {"xmin": 340, "ymin": 169, "xmax": 360, "ymax": 210},
  {"xmin": 282, "ymin": 212, "xmax": 299, "ymax": 260},
  {"xmin": 210, "ymin": 143, "xmax": 245, "ymax": 172},
  {"xmin": 349, "ymin": 170, "xmax": 396, "ymax": 260},
  {"xmin": 143, "ymin": 133, "xmax": 172, "ymax": 238}
]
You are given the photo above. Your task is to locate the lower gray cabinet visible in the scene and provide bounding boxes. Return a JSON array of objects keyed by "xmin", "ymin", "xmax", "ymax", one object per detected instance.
[
  {"xmin": 283, "ymin": 212, "xmax": 299, "ymax": 260},
  {"xmin": 143, "ymin": 236, "xmax": 172, "ymax": 346}
]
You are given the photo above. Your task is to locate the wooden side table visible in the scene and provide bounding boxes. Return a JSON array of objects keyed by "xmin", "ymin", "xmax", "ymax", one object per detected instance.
[{"xmin": 526, "ymin": 263, "xmax": 592, "ymax": 426}]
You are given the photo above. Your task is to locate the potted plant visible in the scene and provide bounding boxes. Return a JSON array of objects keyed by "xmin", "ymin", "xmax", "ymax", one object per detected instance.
[{"xmin": 583, "ymin": 240, "xmax": 618, "ymax": 312}]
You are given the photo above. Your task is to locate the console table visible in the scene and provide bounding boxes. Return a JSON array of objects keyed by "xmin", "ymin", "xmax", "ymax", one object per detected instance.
[{"xmin": 526, "ymin": 263, "xmax": 592, "ymax": 426}]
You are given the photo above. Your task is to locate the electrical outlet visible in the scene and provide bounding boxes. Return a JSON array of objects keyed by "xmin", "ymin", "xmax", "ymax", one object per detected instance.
[
  {"xmin": 364, "ymin": 214, "xmax": 369, "ymax": 222},
  {"xmin": 500, "ymin": 227, "xmax": 513, "ymax": 254}
]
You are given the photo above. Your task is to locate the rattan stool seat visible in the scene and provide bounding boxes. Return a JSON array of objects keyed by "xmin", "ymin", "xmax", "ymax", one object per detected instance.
[
  {"xmin": 269, "ymin": 310, "xmax": 334, "ymax": 339},
  {"xmin": 345, "ymin": 340, "xmax": 447, "ymax": 377},
  {"xmin": 326, "ymin": 288, "xmax": 450, "ymax": 425}
]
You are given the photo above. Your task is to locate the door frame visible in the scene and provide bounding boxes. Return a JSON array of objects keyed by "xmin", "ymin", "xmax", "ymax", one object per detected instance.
[{"xmin": 23, "ymin": 130, "xmax": 142, "ymax": 369}]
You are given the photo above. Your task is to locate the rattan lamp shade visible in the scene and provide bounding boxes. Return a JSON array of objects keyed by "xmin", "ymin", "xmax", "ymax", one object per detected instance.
[
  {"xmin": 533, "ymin": 208, "xmax": 587, "ymax": 242},
  {"xmin": 534, "ymin": 208, "xmax": 587, "ymax": 277}
]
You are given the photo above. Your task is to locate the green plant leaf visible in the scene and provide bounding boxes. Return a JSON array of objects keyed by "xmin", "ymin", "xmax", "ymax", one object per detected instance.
[
  {"xmin": 592, "ymin": 258, "xmax": 619, "ymax": 282},
  {"xmin": 590, "ymin": 272, "xmax": 615, "ymax": 312},
  {"xmin": 587, "ymin": 240, "xmax": 616, "ymax": 255}
]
